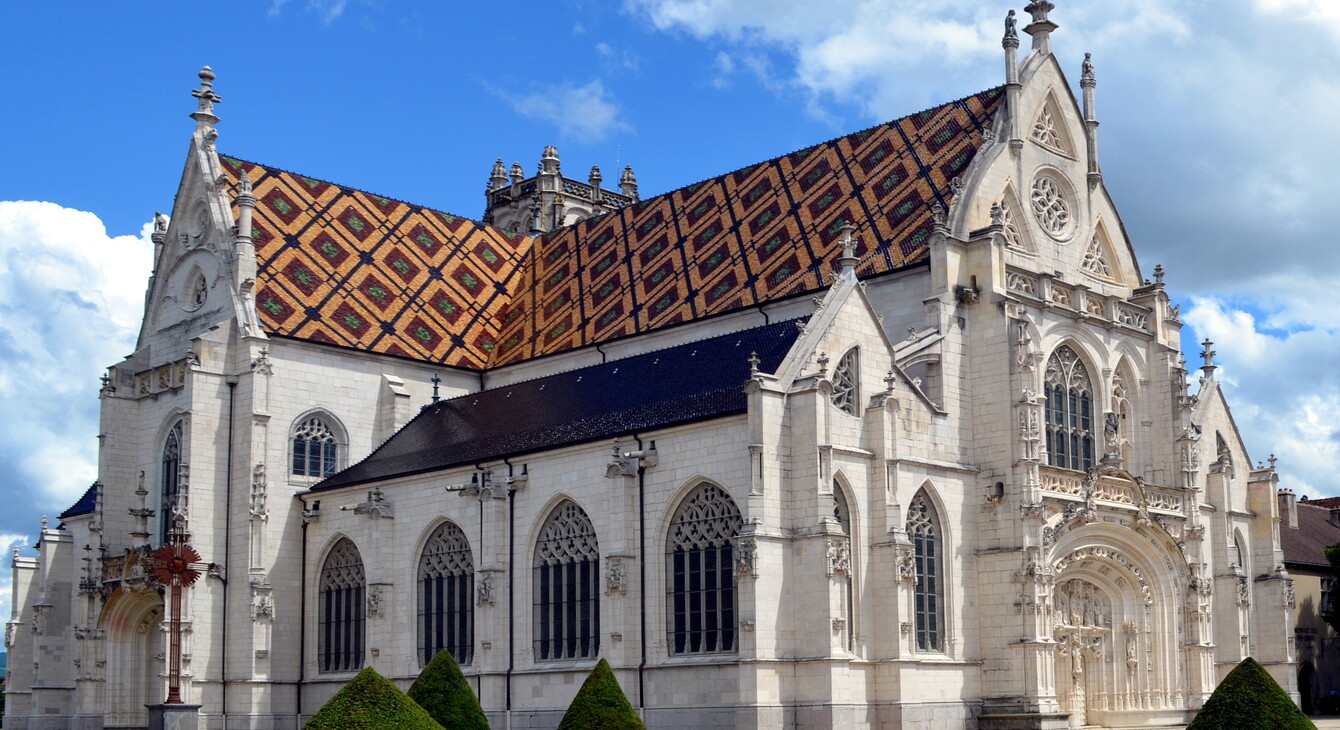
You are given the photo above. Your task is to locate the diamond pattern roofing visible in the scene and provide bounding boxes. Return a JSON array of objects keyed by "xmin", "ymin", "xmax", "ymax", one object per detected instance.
[{"xmin": 221, "ymin": 86, "xmax": 1002, "ymax": 369}]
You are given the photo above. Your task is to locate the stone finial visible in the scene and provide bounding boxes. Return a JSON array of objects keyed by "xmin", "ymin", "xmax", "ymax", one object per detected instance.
[
  {"xmin": 1003, "ymin": 9, "xmax": 1019, "ymax": 47},
  {"xmin": 540, "ymin": 145, "xmax": 560, "ymax": 175},
  {"xmin": 816, "ymin": 351, "xmax": 829, "ymax": 378},
  {"xmin": 930, "ymin": 201, "xmax": 947, "ymax": 230},
  {"xmin": 1199, "ymin": 339, "xmax": 1216, "ymax": 371},
  {"xmin": 191, "ymin": 65, "xmax": 222, "ymax": 121},
  {"xmin": 620, "ymin": 165, "xmax": 639, "ymax": 201},
  {"xmin": 529, "ymin": 201, "xmax": 543, "ymax": 234},
  {"xmin": 1269, "ymin": 454, "xmax": 1278, "ymax": 470},
  {"xmin": 589, "ymin": 165, "xmax": 603, "ymax": 188},
  {"xmin": 836, "ymin": 221, "xmax": 859, "ymax": 274},
  {"xmin": 1023, "ymin": 1, "xmax": 1058, "ymax": 54},
  {"xmin": 1081, "ymin": 52, "xmax": 1096, "ymax": 86},
  {"xmin": 489, "ymin": 159, "xmax": 507, "ymax": 190},
  {"xmin": 430, "ymin": 373, "xmax": 441, "ymax": 404},
  {"xmin": 748, "ymin": 351, "xmax": 760, "ymax": 376},
  {"xmin": 1153, "ymin": 264, "xmax": 1165, "ymax": 284},
  {"xmin": 990, "ymin": 201, "xmax": 1005, "ymax": 226},
  {"xmin": 237, "ymin": 172, "xmax": 254, "ymax": 201},
  {"xmin": 41, "ymin": 515, "xmax": 48, "ymax": 530},
  {"xmin": 510, "ymin": 161, "xmax": 524, "ymax": 184}
]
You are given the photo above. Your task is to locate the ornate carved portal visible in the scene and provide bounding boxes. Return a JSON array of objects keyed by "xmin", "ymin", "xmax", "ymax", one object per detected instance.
[{"xmin": 1054, "ymin": 579, "xmax": 1110, "ymax": 727}]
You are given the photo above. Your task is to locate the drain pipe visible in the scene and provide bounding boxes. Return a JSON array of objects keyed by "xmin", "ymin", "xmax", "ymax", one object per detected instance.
[
  {"xmin": 506, "ymin": 475, "xmax": 516, "ymax": 729},
  {"xmin": 222, "ymin": 377, "xmax": 237, "ymax": 727},
  {"xmin": 634, "ymin": 434, "xmax": 647, "ymax": 711},
  {"xmin": 297, "ymin": 498, "xmax": 314, "ymax": 721}
]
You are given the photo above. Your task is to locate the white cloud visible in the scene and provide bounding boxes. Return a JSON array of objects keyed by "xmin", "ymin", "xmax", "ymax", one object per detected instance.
[
  {"xmin": 1183, "ymin": 296, "xmax": 1340, "ymax": 498},
  {"xmin": 0, "ymin": 533, "xmax": 32, "ymax": 624},
  {"xmin": 1254, "ymin": 0, "xmax": 1340, "ymax": 47},
  {"xmin": 507, "ymin": 80, "xmax": 632, "ymax": 142},
  {"xmin": 596, "ymin": 42, "xmax": 641, "ymax": 73},
  {"xmin": 267, "ymin": 0, "xmax": 367, "ymax": 25},
  {"xmin": 0, "ymin": 202, "xmax": 153, "ymax": 513}
]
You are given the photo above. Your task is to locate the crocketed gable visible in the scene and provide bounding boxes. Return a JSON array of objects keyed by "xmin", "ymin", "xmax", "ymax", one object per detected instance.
[{"xmin": 222, "ymin": 86, "xmax": 1003, "ymax": 369}]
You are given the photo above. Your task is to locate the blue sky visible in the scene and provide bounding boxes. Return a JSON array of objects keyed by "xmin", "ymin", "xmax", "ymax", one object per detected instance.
[{"xmin": 3, "ymin": 0, "xmax": 1340, "ymax": 614}]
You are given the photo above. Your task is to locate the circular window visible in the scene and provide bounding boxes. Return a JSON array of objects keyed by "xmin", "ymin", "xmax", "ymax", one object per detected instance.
[{"xmin": 1030, "ymin": 175, "xmax": 1074, "ymax": 240}]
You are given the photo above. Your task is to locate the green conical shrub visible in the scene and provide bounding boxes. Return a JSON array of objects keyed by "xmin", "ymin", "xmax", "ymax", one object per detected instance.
[
  {"xmin": 305, "ymin": 666, "xmax": 444, "ymax": 730},
  {"xmin": 408, "ymin": 649, "xmax": 490, "ymax": 729},
  {"xmin": 556, "ymin": 658, "xmax": 646, "ymax": 730},
  {"xmin": 1186, "ymin": 657, "xmax": 1317, "ymax": 730}
]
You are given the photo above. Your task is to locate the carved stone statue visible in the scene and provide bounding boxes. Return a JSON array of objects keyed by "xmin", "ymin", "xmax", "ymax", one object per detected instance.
[{"xmin": 1005, "ymin": 10, "xmax": 1018, "ymax": 40}]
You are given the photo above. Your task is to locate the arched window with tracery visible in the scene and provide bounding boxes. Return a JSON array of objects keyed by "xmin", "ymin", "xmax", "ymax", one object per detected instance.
[
  {"xmin": 831, "ymin": 348, "xmax": 860, "ymax": 415},
  {"xmin": 667, "ymin": 484, "xmax": 743, "ymax": 655},
  {"xmin": 1045, "ymin": 345, "xmax": 1094, "ymax": 472},
  {"xmin": 419, "ymin": 522, "xmax": 474, "ymax": 666},
  {"xmin": 292, "ymin": 414, "xmax": 340, "ymax": 478},
  {"xmin": 906, "ymin": 490, "xmax": 944, "ymax": 652},
  {"xmin": 319, "ymin": 538, "xmax": 365, "ymax": 673},
  {"xmin": 160, "ymin": 423, "xmax": 182, "ymax": 543},
  {"xmin": 533, "ymin": 501, "xmax": 599, "ymax": 661},
  {"xmin": 834, "ymin": 484, "xmax": 855, "ymax": 652}
]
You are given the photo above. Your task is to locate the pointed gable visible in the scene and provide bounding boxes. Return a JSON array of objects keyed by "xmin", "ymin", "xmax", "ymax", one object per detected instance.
[{"xmin": 219, "ymin": 86, "xmax": 1004, "ymax": 369}]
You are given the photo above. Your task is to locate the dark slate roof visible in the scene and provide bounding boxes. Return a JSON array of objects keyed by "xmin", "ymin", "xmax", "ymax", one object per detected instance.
[
  {"xmin": 59, "ymin": 483, "xmax": 98, "ymax": 520},
  {"xmin": 1282, "ymin": 502, "xmax": 1340, "ymax": 568},
  {"xmin": 313, "ymin": 317, "xmax": 807, "ymax": 491}
]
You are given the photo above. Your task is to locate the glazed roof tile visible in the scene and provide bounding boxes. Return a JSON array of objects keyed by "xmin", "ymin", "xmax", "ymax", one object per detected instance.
[
  {"xmin": 313, "ymin": 317, "xmax": 805, "ymax": 491},
  {"xmin": 221, "ymin": 86, "xmax": 1002, "ymax": 368}
]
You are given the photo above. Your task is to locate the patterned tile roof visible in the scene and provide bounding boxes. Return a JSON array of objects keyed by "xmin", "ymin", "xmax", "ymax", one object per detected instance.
[
  {"xmin": 221, "ymin": 86, "xmax": 1002, "ymax": 369},
  {"xmin": 220, "ymin": 156, "xmax": 532, "ymax": 369}
]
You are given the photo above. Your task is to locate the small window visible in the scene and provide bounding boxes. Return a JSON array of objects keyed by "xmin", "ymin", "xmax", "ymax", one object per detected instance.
[
  {"xmin": 319, "ymin": 538, "xmax": 366, "ymax": 673},
  {"xmin": 419, "ymin": 522, "xmax": 474, "ymax": 666},
  {"xmin": 160, "ymin": 423, "xmax": 182, "ymax": 543},
  {"xmin": 831, "ymin": 348, "xmax": 860, "ymax": 415},
  {"xmin": 533, "ymin": 501, "xmax": 600, "ymax": 661},
  {"xmin": 293, "ymin": 415, "xmax": 340, "ymax": 478}
]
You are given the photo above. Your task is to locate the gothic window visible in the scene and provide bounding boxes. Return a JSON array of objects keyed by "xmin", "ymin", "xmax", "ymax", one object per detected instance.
[
  {"xmin": 1030, "ymin": 175, "xmax": 1072, "ymax": 239},
  {"xmin": 160, "ymin": 423, "xmax": 182, "ymax": 543},
  {"xmin": 1045, "ymin": 346, "xmax": 1094, "ymax": 472},
  {"xmin": 1031, "ymin": 107, "xmax": 1065, "ymax": 151},
  {"xmin": 998, "ymin": 196, "xmax": 1031, "ymax": 252},
  {"xmin": 319, "ymin": 538, "xmax": 365, "ymax": 673},
  {"xmin": 834, "ymin": 484, "xmax": 855, "ymax": 652},
  {"xmin": 667, "ymin": 484, "xmax": 743, "ymax": 655},
  {"xmin": 419, "ymin": 522, "xmax": 474, "ymax": 666},
  {"xmin": 906, "ymin": 490, "xmax": 944, "ymax": 652},
  {"xmin": 533, "ymin": 501, "xmax": 600, "ymax": 661},
  {"xmin": 831, "ymin": 348, "xmax": 860, "ymax": 415},
  {"xmin": 292, "ymin": 415, "xmax": 340, "ymax": 478}
]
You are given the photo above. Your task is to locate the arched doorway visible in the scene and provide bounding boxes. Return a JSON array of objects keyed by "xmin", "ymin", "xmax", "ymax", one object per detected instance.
[
  {"xmin": 1299, "ymin": 662, "xmax": 1316, "ymax": 715},
  {"xmin": 100, "ymin": 588, "xmax": 165, "ymax": 727}
]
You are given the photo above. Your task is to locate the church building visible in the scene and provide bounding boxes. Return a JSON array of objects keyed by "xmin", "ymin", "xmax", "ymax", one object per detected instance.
[{"xmin": 5, "ymin": 3, "xmax": 1299, "ymax": 729}]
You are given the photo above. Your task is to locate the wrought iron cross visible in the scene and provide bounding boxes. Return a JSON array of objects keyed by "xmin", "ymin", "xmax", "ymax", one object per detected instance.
[{"xmin": 150, "ymin": 519, "xmax": 208, "ymax": 704}]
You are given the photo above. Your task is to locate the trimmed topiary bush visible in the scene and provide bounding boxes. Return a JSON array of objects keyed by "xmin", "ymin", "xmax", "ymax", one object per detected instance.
[
  {"xmin": 556, "ymin": 658, "xmax": 646, "ymax": 730},
  {"xmin": 305, "ymin": 666, "xmax": 444, "ymax": 730},
  {"xmin": 408, "ymin": 649, "xmax": 490, "ymax": 729},
  {"xmin": 1186, "ymin": 657, "xmax": 1317, "ymax": 730}
]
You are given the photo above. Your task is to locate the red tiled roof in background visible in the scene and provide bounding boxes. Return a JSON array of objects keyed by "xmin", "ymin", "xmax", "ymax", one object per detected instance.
[{"xmin": 222, "ymin": 86, "xmax": 1004, "ymax": 369}]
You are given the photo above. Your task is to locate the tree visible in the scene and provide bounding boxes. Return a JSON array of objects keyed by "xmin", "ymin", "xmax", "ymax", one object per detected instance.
[
  {"xmin": 408, "ymin": 649, "xmax": 490, "ymax": 729},
  {"xmin": 1323, "ymin": 545, "xmax": 1340, "ymax": 634},
  {"xmin": 305, "ymin": 666, "xmax": 444, "ymax": 730},
  {"xmin": 556, "ymin": 658, "xmax": 646, "ymax": 730},
  {"xmin": 1185, "ymin": 657, "xmax": 1317, "ymax": 730}
]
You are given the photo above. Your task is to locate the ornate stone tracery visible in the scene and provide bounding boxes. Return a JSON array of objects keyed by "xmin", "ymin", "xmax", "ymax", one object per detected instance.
[{"xmin": 1031, "ymin": 176, "xmax": 1072, "ymax": 238}]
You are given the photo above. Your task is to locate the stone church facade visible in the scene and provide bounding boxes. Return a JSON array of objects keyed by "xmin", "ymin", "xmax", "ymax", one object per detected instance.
[{"xmin": 5, "ymin": 4, "xmax": 1298, "ymax": 729}]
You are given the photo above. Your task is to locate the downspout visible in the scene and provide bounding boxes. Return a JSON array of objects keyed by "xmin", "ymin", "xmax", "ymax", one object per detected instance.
[
  {"xmin": 507, "ymin": 482, "xmax": 516, "ymax": 728},
  {"xmin": 298, "ymin": 499, "xmax": 310, "ymax": 721},
  {"xmin": 596, "ymin": 342, "xmax": 607, "ymax": 364},
  {"xmin": 756, "ymin": 304, "xmax": 770, "ymax": 325},
  {"xmin": 223, "ymin": 377, "xmax": 237, "ymax": 727},
  {"xmin": 634, "ymin": 435, "xmax": 647, "ymax": 710}
]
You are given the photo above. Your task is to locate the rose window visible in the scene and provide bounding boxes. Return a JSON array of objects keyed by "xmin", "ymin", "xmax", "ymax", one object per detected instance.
[{"xmin": 1031, "ymin": 176, "xmax": 1072, "ymax": 238}]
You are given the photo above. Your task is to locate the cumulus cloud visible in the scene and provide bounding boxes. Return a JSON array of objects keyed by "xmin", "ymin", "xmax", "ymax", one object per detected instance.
[
  {"xmin": 506, "ymin": 80, "xmax": 632, "ymax": 142},
  {"xmin": 1183, "ymin": 296, "xmax": 1340, "ymax": 498},
  {"xmin": 0, "ymin": 202, "xmax": 153, "ymax": 517},
  {"xmin": 0, "ymin": 533, "xmax": 31, "ymax": 623}
]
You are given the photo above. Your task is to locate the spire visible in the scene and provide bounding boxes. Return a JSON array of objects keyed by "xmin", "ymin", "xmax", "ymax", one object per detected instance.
[
  {"xmin": 1023, "ymin": 1, "xmax": 1058, "ymax": 55},
  {"xmin": 510, "ymin": 161, "xmax": 524, "ymax": 185},
  {"xmin": 489, "ymin": 159, "xmax": 507, "ymax": 190},
  {"xmin": 190, "ymin": 65, "xmax": 221, "ymax": 132},
  {"xmin": 540, "ymin": 145, "xmax": 560, "ymax": 175},
  {"xmin": 1003, "ymin": 9, "xmax": 1023, "ymax": 152},
  {"xmin": 1199, "ymin": 338, "xmax": 1217, "ymax": 378}
]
